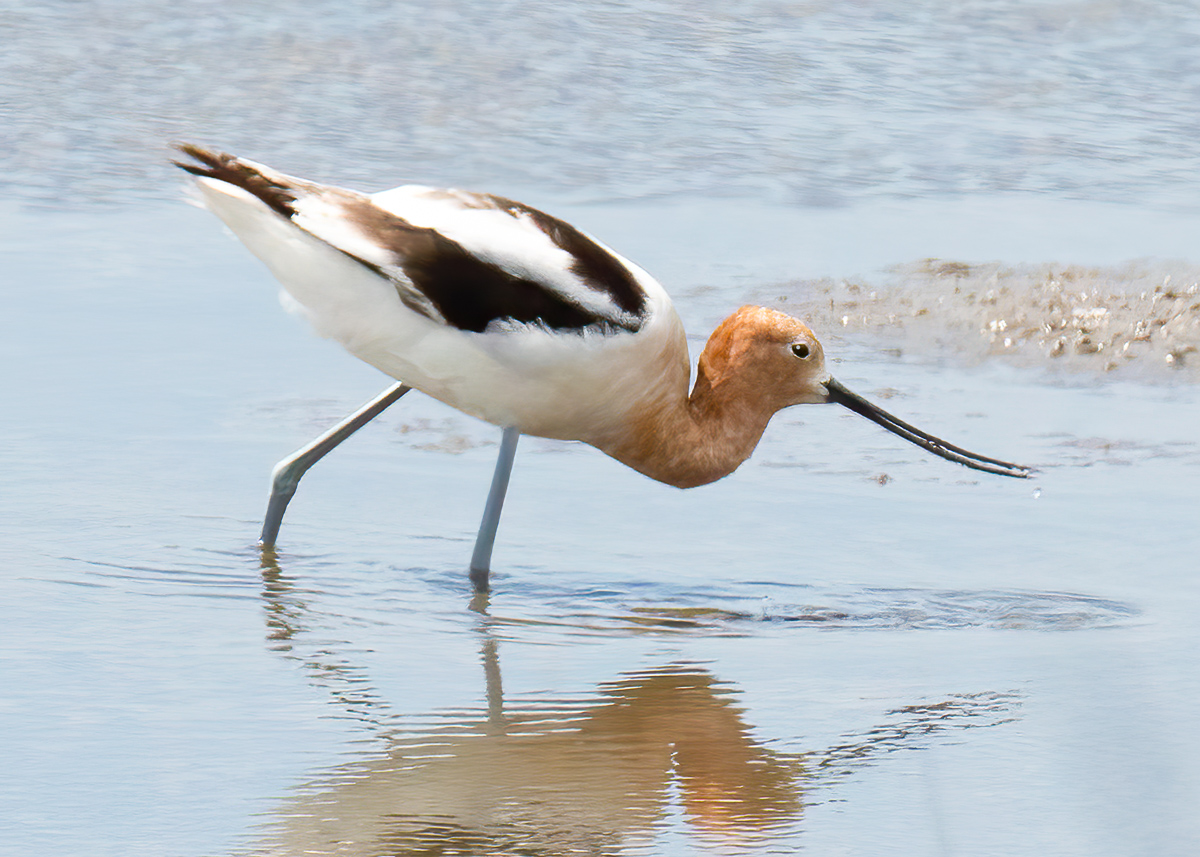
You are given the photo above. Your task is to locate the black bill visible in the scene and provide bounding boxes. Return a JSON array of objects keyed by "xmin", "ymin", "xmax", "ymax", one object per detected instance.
[{"xmin": 824, "ymin": 378, "xmax": 1032, "ymax": 478}]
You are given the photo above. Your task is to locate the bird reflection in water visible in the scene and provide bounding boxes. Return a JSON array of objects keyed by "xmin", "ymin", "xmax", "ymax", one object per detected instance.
[
  {"xmin": 256, "ymin": 554, "xmax": 1018, "ymax": 855},
  {"xmin": 367, "ymin": 667, "xmax": 802, "ymax": 854}
]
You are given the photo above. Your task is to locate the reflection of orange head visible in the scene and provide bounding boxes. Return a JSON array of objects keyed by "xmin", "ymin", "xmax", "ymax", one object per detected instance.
[
  {"xmin": 674, "ymin": 719, "xmax": 805, "ymax": 840},
  {"xmin": 586, "ymin": 667, "xmax": 805, "ymax": 840},
  {"xmin": 680, "ymin": 772, "xmax": 801, "ymax": 841}
]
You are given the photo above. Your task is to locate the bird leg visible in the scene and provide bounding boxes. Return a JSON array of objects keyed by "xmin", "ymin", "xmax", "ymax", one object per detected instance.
[
  {"xmin": 469, "ymin": 427, "xmax": 521, "ymax": 593},
  {"xmin": 260, "ymin": 382, "xmax": 412, "ymax": 549}
]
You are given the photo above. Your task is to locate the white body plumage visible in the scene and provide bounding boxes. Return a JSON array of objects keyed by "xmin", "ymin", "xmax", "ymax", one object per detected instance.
[{"xmin": 193, "ymin": 164, "xmax": 688, "ymax": 447}]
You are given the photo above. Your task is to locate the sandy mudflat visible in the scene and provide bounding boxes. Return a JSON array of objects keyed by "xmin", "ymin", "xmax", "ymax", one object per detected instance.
[{"xmin": 785, "ymin": 260, "xmax": 1200, "ymax": 382}]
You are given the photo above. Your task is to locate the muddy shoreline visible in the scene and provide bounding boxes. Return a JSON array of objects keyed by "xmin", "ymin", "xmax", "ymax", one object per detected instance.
[{"xmin": 781, "ymin": 260, "xmax": 1200, "ymax": 382}]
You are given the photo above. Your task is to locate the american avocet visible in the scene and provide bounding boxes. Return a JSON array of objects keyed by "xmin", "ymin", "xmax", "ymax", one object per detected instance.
[{"xmin": 175, "ymin": 144, "xmax": 1030, "ymax": 591}]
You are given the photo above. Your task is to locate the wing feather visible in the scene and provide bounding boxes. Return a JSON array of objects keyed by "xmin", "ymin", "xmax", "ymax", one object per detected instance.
[{"xmin": 175, "ymin": 145, "xmax": 651, "ymax": 334}]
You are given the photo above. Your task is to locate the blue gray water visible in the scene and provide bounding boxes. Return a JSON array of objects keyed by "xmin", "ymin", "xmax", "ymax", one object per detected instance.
[
  {"xmin": 3, "ymin": 2, "xmax": 1199, "ymax": 855},
  {"xmin": 7, "ymin": 0, "xmax": 1200, "ymax": 211}
]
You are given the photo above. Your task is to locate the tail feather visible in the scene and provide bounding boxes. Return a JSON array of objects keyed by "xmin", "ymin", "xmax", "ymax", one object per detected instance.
[{"xmin": 172, "ymin": 143, "xmax": 298, "ymax": 219}]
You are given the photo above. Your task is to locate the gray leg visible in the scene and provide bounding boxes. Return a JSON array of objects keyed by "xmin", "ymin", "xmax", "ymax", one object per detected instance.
[
  {"xmin": 469, "ymin": 427, "xmax": 520, "ymax": 593},
  {"xmin": 260, "ymin": 382, "xmax": 411, "ymax": 549}
]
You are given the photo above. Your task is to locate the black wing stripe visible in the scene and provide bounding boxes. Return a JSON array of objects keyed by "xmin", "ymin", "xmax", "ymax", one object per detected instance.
[
  {"xmin": 487, "ymin": 196, "xmax": 649, "ymax": 317},
  {"xmin": 341, "ymin": 198, "xmax": 643, "ymax": 333}
]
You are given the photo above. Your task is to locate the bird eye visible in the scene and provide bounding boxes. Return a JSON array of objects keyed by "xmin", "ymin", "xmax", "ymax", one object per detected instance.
[{"xmin": 791, "ymin": 342, "xmax": 811, "ymax": 359}]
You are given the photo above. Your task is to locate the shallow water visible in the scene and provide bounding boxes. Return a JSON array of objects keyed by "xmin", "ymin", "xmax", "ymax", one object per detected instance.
[{"xmin": 4, "ymin": 2, "xmax": 1200, "ymax": 856}]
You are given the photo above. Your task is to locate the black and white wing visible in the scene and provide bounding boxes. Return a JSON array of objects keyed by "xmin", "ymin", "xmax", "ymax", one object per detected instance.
[{"xmin": 175, "ymin": 144, "xmax": 653, "ymax": 334}]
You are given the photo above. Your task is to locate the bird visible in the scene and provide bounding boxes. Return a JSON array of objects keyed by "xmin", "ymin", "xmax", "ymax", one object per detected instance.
[{"xmin": 174, "ymin": 143, "xmax": 1031, "ymax": 592}]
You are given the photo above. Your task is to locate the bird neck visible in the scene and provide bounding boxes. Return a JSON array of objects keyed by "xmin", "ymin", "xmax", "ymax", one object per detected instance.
[{"xmin": 599, "ymin": 358, "xmax": 775, "ymax": 489}]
